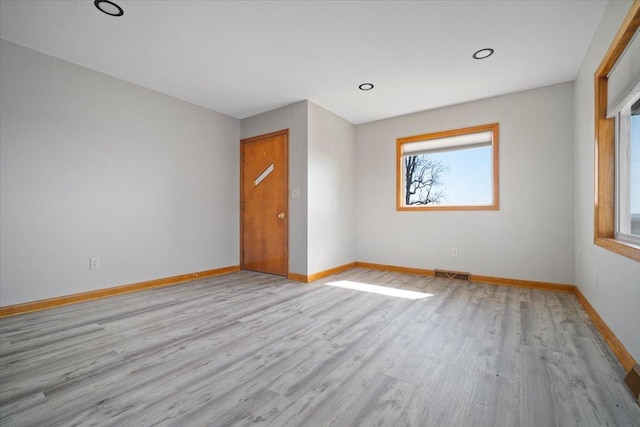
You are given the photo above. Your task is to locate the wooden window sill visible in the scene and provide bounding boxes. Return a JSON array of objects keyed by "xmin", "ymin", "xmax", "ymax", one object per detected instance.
[{"xmin": 595, "ymin": 237, "xmax": 640, "ymax": 262}]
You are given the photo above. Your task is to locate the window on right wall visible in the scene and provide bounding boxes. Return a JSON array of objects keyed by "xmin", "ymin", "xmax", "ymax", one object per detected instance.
[
  {"xmin": 594, "ymin": 2, "xmax": 640, "ymax": 262},
  {"xmin": 615, "ymin": 96, "xmax": 640, "ymax": 246}
]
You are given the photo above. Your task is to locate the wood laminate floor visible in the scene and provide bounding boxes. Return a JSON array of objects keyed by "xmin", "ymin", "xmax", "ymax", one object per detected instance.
[{"xmin": 0, "ymin": 268, "xmax": 638, "ymax": 426}]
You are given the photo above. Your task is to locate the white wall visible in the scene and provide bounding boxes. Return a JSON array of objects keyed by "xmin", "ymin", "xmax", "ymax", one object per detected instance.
[
  {"xmin": 355, "ymin": 82, "xmax": 575, "ymax": 285},
  {"xmin": 241, "ymin": 102, "xmax": 309, "ymax": 275},
  {"xmin": 0, "ymin": 40, "xmax": 240, "ymax": 306},
  {"xmin": 307, "ymin": 102, "xmax": 356, "ymax": 275},
  {"xmin": 574, "ymin": 0, "xmax": 640, "ymax": 361}
]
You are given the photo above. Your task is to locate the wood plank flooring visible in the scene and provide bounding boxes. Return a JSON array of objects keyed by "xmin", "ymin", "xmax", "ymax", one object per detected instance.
[{"xmin": 1, "ymin": 268, "xmax": 638, "ymax": 426}]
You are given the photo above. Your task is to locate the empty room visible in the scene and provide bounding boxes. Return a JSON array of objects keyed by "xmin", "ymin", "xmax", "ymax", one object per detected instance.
[{"xmin": 1, "ymin": 0, "xmax": 639, "ymax": 425}]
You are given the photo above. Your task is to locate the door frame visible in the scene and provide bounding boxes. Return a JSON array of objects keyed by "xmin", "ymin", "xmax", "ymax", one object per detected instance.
[{"xmin": 240, "ymin": 129, "xmax": 289, "ymax": 276}]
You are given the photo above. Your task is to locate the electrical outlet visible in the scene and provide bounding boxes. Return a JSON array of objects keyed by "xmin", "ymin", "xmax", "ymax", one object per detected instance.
[
  {"xmin": 452, "ymin": 248, "xmax": 458, "ymax": 257},
  {"xmin": 90, "ymin": 257, "xmax": 101, "ymax": 270}
]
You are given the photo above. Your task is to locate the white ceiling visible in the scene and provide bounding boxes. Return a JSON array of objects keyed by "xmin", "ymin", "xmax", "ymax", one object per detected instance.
[{"xmin": 0, "ymin": 0, "xmax": 607, "ymax": 124}]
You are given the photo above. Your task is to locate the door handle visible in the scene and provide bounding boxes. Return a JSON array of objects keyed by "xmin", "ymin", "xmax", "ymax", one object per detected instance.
[{"xmin": 278, "ymin": 212, "xmax": 286, "ymax": 219}]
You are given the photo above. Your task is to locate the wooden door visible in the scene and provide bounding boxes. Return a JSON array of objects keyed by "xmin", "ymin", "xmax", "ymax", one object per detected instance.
[{"xmin": 241, "ymin": 130, "xmax": 288, "ymax": 276}]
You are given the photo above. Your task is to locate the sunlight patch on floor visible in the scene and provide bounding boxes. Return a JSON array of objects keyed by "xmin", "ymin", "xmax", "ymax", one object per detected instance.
[{"xmin": 325, "ymin": 280, "xmax": 433, "ymax": 300}]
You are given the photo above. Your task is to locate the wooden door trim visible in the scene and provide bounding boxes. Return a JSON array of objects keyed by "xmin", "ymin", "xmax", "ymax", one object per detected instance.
[
  {"xmin": 240, "ymin": 129, "xmax": 289, "ymax": 275},
  {"xmin": 241, "ymin": 129, "xmax": 289, "ymax": 144}
]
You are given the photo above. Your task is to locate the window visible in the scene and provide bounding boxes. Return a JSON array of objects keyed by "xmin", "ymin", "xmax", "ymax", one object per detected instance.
[
  {"xmin": 615, "ymin": 96, "xmax": 640, "ymax": 246},
  {"xmin": 594, "ymin": 2, "xmax": 640, "ymax": 262},
  {"xmin": 396, "ymin": 123, "xmax": 499, "ymax": 211}
]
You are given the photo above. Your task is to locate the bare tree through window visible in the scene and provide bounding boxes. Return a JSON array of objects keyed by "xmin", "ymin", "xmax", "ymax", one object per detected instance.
[{"xmin": 404, "ymin": 155, "xmax": 448, "ymax": 205}]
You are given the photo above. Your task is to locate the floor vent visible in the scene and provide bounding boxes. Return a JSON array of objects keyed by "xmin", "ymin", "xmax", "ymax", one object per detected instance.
[{"xmin": 434, "ymin": 269, "xmax": 470, "ymax": 281}]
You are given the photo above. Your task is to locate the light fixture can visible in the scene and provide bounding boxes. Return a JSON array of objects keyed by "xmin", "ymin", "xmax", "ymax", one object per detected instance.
[
  {"xmin": 473, "ymin": 48, "xmax": 494, "ymax": 60},
  {"xmin": 94, "ymin": 0, "xmax": 124, "ymax": 17}
]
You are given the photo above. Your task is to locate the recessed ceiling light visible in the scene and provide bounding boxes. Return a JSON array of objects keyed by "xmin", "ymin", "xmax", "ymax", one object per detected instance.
[
  {"xmin": 94, "ymin": 0, "xmax": 124, "ymax": 17},
  {"xmin": 473, "ymin": 48, "xmax": 494, "ymax": 60},
  {"xmin": 359, "ymin": 83, "xmax": 374, "ymax": 91}
]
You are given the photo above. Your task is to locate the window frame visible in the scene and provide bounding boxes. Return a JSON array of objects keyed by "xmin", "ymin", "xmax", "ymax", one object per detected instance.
[
  {"xmin": 594, "ymin": 1, "xmax": 640, "ymax": 262},
  {"xmin": 396, "ymin": 123, "xmax": 500, "ymax": 211}
]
